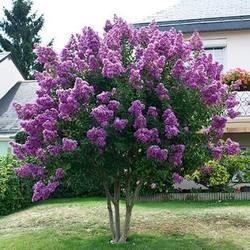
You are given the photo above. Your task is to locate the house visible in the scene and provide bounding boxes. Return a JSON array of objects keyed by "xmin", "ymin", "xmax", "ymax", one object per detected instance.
[
  {"xmin": 134, "ymin": 0, "xmax": 250, "ymax": 150},
  {"xmin": 0, "ymin": 52, "xmax": 37, "ymax": 154}
]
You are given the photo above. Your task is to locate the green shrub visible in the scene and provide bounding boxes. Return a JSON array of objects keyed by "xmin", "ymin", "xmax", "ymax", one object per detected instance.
[
  {"xmin": 208, "ymin": 161, "xmax": 230, "ymax": 187},
  {"xmin": 220, "ymin": 150, "xmax": 250, "ymax": 181},
  {"xmin": 0, "ymin": 154, "xmax": 32, "ymax": 216}
]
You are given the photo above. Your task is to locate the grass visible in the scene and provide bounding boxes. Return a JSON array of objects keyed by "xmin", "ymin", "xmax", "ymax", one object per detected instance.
[{"xmin": 0, "ymin": 198, "xmax": 250, "ymax": 250}]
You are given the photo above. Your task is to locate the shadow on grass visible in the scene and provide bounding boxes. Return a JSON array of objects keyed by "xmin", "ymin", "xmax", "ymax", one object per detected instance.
[{"xmin": 0, "ymin": 229, "xmax": 240, "ymax": 250}]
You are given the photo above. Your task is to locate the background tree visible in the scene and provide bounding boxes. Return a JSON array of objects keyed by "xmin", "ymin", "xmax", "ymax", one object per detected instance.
[
  {"xmin": 12, "ymin": 17, "xmax": 240, "ymax": 244},
  {"xmin": 0, "ymin": 0, "xmax": 44, "ymax": 79}
]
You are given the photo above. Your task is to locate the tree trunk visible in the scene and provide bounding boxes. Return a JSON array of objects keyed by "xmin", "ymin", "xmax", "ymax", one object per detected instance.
[
  {"xmin": 113, "ymin": 180, "xmax": 121, "ymax": 242},
  {"xmin": 103, "ymin": 182, "xmax": 116, "ymax": 241},
  {"xmin": 104, "ymin": 176, "xmax": 143, "ymax": 244},
  {"xmin": 118, "ymin": 204, "xmax": 133, "ymax": 243}
]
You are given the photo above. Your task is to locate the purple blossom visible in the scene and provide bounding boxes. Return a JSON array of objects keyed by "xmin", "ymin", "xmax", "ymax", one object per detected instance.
[
  {"xmin": 134, "ymin": 128, "xmax": 160, "ymax": 144},
  {"xmin": 15, "ymin": 164, "xmax": 44, "ymax": 178},
  {"xmin": 171, "ymin": 59, "xmax": 185, "ymax": 79},
  {"xmin": 147, "ymin": 145, "xmax": 168, "ymax": 161},
  {"xmin": 97, "ymin": 91, "xmax": 111, "ymax": 104},
  {"xmin": 172, "ymin": 172, "xmax": 184, "ymax": 184},
  {"xmin": 62, "ymin": 138, "xmax": 78, "ymax": 152},
  {"xmin": 104, "ymin": 19, "xmax": 113, "ymax": 32},
  {"xmin": 87, "ymin": 127, "xmax": 106, "ymax": 147},
  {"xmin": 32, "ymin": 180, "xmax": 59, "ymax": 202},
  {"xmin": 13, "ymin": 102, "xmax": 39, "ymax": 120},
  {"xmin": 36, "ymin": 94, "xmax": 54, "ymax": 109},
  {"xmin": 169, "ymin": 144, "xmax": 185, "ymax": 166},
  {"xmin": 91, "ymin": 105, "xmax": 114, "ymax": 127},
  {"xmin": 128, "ymin": 100, "xmax": 145, "ymax": 116},
  {"xmin": 200, "ymin": 165, "xmax": 214, "ymax": 174},
  {"xmin": 134, "ymin": 114, "xmax": 147, "ymax": 129},
  {"xmin": 43, "ymin": 129, "xmax": 57, "ymax": 142},
  {"xmin": 189, "ymin": 31, "xmax": 203, "ymax": 51},
  {"xmin": 36, "ymin": 148, "xmax": 47, "ymax": 162},
  {"xmin": 72, "ymin": 78, "xmax": 94, "ymax": 102},
  {"xmin": 55, "ymin": 168, "xmax": 64, "ymax": 179},
  {"xmin": 147, "ymin": 106, "xmax": 158, "ymax": 118},
  {"xmin": 210, "ymin": 143, "xmax": 223, "ymax": 160},
  {"xmin": 227, "ymin": 109, "xmax": 241, "ymax": 119},
  {"xmin": 35, "ymin": 46, "xmax": 57, "ymax": 66},
  {"xmin": 155, "ymin": 83, "xmax": 169, "ymax": 101},
  {"xmin": 107, "ymin": 100, "xmax": 120, "ymax": 111},
  {"xmin": 208, "ymin": 115, "xmax": 227, "ymax": 137},
  {"xmin": 47, "ymin": 145, "xmax": 62, "ymax": 156},
  {"xmin": 224, "ymin": 138, "xmax": 240, "ymax": 155},
  {"xmin": 225, "ymin": 93, "xmax": 239, "ymax": 109},
  {"xmin": 112, "ymin": 117, "xmax": 128, "ymax": 131},
  {"xmin": 162, "ymin": 108, "xmax": 179, "ymax": 139}
]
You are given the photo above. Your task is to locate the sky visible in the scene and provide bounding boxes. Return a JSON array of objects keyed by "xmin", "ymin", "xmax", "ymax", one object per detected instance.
[{"xmin": 0, "ymin": 0, "xmax": 179, "ymax": 50}]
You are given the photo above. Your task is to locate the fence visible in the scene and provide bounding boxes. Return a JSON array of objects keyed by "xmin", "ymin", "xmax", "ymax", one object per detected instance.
[{"xmin": 137, "ymin": 192, "xmax": 250, "ymax": 201}]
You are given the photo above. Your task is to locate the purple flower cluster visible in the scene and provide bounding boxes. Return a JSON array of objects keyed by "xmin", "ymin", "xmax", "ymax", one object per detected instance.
[
  {"xmin": 35, "ymin": 46, "xmax": 57, "ymax": 66},
  {"xmin": 134, "ymin": 114, "xmax": 147, "ymax": 129},
  {"xmin": 147, "ymin": 106, "xmax": 158, "ymax": 118},
  {"xmin": 62, "ymin": 138, "xmax": 78, "ymax": 152},
  {"xmin": 134, "ymin": 128, "xmax": 160, "ymax": 143},
  {"xmin": 15, "ymin": 163, "xmax": 44, "ymax": 178},
  {"xmin": 209, "ymin": 138, "xmax": 240, "ymax": 160},
  {"xmin": 155, "ymin": 83, "xmax": 169, "ymax": 101},
  {"xmin": 128, "ymin": 100, "xmax": 145, "ymax": 116},
  {"xmin": 224, "ymin": 138, "xmax": 240, "ymax": 155},
  {"xmin": 162, "ymin": 108, "xmax": 179, "ymax": 139},
  {"xmin": 91, "ymin": 105, "xmax": 114, "ymax": 127},
  {"xmin": 97, "ymin": 91, "xmax": 111, "ymax": 104},
  {"xmin": 32, "ymin": 180, "xmax": 59, "ymax": 202},
  {"xmin": 112, "ymin": 117, "xmax": 128, "ymax": 131},
  {"xmin": 108, "ymin": 100, "xmax": 120, "ymax": 111},
  {"xmin": 172, "ymin": 172, "xmax": 184, "ymax": 184},
  {"xmin": 169, "ymin": 144, "xmax": 185, "ymax": 166},
  {"xmin": 207, "ymin": 115, "xmax": 227, "ymax": 137},
  {"xmin": 210, "ymin": 144, "xmax": 223, "ymax": 160},
  {"xmin": 55, "ymin": 168, "xmax": 64, "ymax": 179},
  {"xmin": 147, "ymin": 145, "xmax": 168, "ymax": 161},
  {"xmin": 189, "ymin": 31, "xmax": 203, "ymax": 51},
  {"xmin": 200, "ymin": 165, "xmax": 214, "ymax": 174},
  {"xmin": 87, "ymin": 127, "xmax": 107, "ymax": 147}
]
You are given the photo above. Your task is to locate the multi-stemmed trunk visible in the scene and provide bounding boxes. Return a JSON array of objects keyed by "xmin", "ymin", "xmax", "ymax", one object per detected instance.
[{"xmin": 103, "ymin": 174, "xmax": 142, "ymax": 243}]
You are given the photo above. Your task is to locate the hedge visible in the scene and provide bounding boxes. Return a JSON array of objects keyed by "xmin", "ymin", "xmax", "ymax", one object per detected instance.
[{"xmin": 0, "ymin": 154, "xmax": 33, "ymax": 216}]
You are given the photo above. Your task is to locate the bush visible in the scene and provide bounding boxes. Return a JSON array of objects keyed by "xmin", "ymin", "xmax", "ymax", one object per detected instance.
[
  {"xmin": 220, "ymin": 150, "xmax": 250, "ymax": 181},
  {"xmin": 222, "ymin": 68, "xmax": 250, "ymax": 91},
  {"xmin": 187, "ymin": 151, "xmax": 250, "ymax": 192},
  {"xmin": 0, "ymin": 154, "xmax": 32, "ymax": 216}
]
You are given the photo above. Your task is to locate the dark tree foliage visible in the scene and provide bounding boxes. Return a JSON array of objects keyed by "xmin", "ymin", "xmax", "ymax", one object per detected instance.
[{"xmin": 0, "ymin": 0, "xmax": 44, "ymax": 79}]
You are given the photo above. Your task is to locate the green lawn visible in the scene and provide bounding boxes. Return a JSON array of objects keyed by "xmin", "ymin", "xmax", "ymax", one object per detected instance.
[{"xmin": 0, "ymin": 198, "xmax": 250, "ymax": 250}]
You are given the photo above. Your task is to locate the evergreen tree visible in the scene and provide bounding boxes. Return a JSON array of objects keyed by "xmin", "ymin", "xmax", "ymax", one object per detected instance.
[{"xmin": 0, "ymin": 0, "xmax": 44, "ymax": 79}]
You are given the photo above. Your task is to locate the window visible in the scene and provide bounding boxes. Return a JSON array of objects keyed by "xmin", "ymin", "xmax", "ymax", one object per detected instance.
[{"xmin": 204, "ymin": 47, "xmax": 225, "ymax": 67}]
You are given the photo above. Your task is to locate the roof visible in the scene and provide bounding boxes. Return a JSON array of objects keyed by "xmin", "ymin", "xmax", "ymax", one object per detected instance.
[
  {"xmin": 173, "ymin": 179, "xmax": 208, "ymax": 190},
  {"xmin": 0, "ymin": 52, "xmax": 25, "ymax": 99},
  {"xmin": 0, "ymin": 52, "xmax": 11, "ymax": 62},
  {"xmin": 134, "ymin": 0, "xmax": 250, "ymax": 33},
  {"xmin": 0, "ymin": 81, "xmax": 38, "ymax": 134}
]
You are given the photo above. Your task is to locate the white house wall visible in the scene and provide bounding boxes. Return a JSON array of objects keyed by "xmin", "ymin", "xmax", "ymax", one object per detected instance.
[
  {"xmin": 185, "ymin": 29, "xmax": 250, "ymax": 71},
  {"xmin": 0, "ymin": 57, "xmax": 24, "ymax": 99}
]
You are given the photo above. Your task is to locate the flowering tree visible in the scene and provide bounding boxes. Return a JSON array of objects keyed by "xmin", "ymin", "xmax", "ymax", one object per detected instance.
[{"xmin": 12, "ymin": 17, "xmax": 240, "ymax": 243}]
